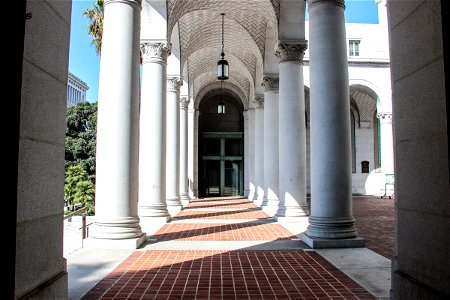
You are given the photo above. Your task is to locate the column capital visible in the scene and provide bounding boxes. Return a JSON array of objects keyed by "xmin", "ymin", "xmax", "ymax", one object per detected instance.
[
  {"xmin": 308, "ymin": 0, "xmax": 345, "ymax": 9},
  {"xmin": 275, "ymin": 40, "xmax": 308, "ymax": 64},
  {"xmin": 261, "ymin": 75, "xmax": 279, "ymax": 92},
  {"xmin": 377, "ymin": 112, "xmax": 393, "ymax": 123},
  {"xmin": 140, "ymin": 42, "xmax": 171, "ymax": 64},
  {"xmin": 167, "ymin": 76, "xmax": 182, "ymax": 92},
  {"xmin": 253, "ymin": 96, "xmax": 264, "ymax": 109},
  {"xmin": 180, "ymin": 96, "xmax": 191, "ymax": 109}
]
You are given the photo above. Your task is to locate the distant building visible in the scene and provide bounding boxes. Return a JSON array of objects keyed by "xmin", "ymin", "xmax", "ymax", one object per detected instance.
[{"xmin": 67, "ymin": 72, "xmax": 89, "ymax": 107}]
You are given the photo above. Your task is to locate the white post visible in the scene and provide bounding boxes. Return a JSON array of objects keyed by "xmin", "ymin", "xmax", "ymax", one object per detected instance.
[
  {"xmin": 302, "ymin": 0, "xmax": 364, "ymax": 248},
  {"xmin": 275, "ymin": 41, "xmax": 310, "ymax": 222},
  {"xmin": 377, "ymin": 112, "xmax": 394, "ymax": 174},
  {"xmin": 253, "ymin": 96, "xmax": 265, "ymax": 206},
  {"xmin": 89, "ymin": 0, "xmax": 145, "ymax": 248},
  {"xmin": 138, "ymin": 42, "xmax": 171, "ymax": 232},
  {"xmin": 261, "ymin": 76, "xmax": 280, "ymax": 216},
  {"xmin": 179, "ymin": 96, "xmax": 191, "ymax": 206},
  {"xmin": 166, "ymin": 76, "xmax": 183, "ymax": 215},
  {"xmin": 246, "ymin": 109, "xmax": 256, "ymax": 200}
]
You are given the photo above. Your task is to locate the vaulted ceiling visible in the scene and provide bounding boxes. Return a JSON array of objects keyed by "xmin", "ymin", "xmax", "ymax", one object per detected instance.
[{"xmin": 165, "ymin": 0, "xmax": 282, "ymax": 106}]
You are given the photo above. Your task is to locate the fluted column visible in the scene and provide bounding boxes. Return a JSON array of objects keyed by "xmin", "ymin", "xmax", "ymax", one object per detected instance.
[
  {"xmin": 89, "ymin": 0, "xmax": 145, "ymax": 247},
  {"xmin": 274, "ymin": 41, "xmax": 310, "ymax": 222},
  {"xmin": 261, "ymin": 76, "xmax": 280, "ymax": 215},
  {"xmin": 179, "ymin": 96, "xmax": 191, "ymax": 206},
  {"xmin": 166, "ymin": 76, "xmax": 182, "ymax": 215},
  {"xmin": 377, "ymin": 112, "xmax": 394, "ymax": 174},
  {"xmin": 253, "ymin": 96, "xmax": 265, "ymax": 206},
  {"xmin": 138, "ymin": 42, "xmax": 171, "ymax": 230},
  {"xmin": 302, "ymin": 0, "xmax": 364, "ymax": 248}
]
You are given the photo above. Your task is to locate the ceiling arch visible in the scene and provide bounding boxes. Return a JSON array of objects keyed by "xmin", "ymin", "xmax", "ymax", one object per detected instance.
[{"xmin": 166, "ymin": 0, "xmax": 281, "ymax": 107}]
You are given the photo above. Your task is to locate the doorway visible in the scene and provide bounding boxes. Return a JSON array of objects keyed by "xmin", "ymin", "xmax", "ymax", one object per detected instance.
[{"xmin": 198, "ymin": 90, "xmax": 244, "ymax": 197}]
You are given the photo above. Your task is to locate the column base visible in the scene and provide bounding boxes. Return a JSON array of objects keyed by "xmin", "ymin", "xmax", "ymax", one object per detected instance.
[
  {"xmin": 83, "ymin": 233, "xmax": 147, "ymax": 249},
  {"xmin": 180, "ymin": 193, "xmax": 191, "ymax": 207},
  {"xmin": 275, "ymin": 215, "xmax": 309, "ymax": 223},
  {"xmin": 300, "ymin": 233, "xmax": 365, "ymax": 249},
  {"xmin": 253, "ymin": 197, "xmax": 265, "ymax": 207},
  {"xmin": 247, "ymin": 191, "xmax": 256, "ymax": 200},
  {"xmin": 275, "ymin": 204, "xmax": 310, "ymax": 219},
  {"xmin": 262, "ymin": 198, "xmax": 279, "ymax": 216},
  {"xmin": 167, "ymin": 196, "xmax": 182, "ymax": 208},
  {"xmin": 168, "ymin": 206, "xmax": 182, "ymax": 217},
  {"xmin": 139, "ymin": 215, "xmax": 170, "ymax": 235},
  {"xmin": 90, "ymin": 217, "xmax": 144, "ymax": 240},
  {"xmin": 139, "ymin": 203, "xmax": 170, "ymax": 218}
]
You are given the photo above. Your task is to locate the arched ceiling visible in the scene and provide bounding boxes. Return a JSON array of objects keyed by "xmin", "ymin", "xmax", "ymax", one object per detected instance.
[{"xmin": 166, "ymin": 0, "xmax": 281, "ymax": 105}]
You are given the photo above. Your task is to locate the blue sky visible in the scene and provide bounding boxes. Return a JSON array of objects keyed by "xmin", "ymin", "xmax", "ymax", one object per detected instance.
[{"xmin": 69, "ymin": 0, "xmax": 379, "ymax": 103}]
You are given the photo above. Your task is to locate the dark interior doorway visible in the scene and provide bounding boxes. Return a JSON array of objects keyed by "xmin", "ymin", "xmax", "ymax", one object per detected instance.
[{"xmin": 198, "ymin": 89, "xmax": 244, "ymax": 197}]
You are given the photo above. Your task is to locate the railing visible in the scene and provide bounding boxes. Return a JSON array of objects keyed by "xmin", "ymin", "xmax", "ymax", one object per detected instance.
[{"xmin": 64, "ymin": 205, "xmax": 94, "ymax": 247}]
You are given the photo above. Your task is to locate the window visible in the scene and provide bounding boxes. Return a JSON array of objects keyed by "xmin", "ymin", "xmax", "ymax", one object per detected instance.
[{"xmin": 349, "ymin": 40, "xmax": 360, "ymax": 57}]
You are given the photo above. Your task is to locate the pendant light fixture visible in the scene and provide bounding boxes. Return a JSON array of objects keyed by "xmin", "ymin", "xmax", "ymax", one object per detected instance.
[
  {"xmin": 217, "ymin": 13, "xmax": 228, "ymax": 114},
  {"xmin": 217, "ymin": 13, "xmax": 229, "ymax": 80}
]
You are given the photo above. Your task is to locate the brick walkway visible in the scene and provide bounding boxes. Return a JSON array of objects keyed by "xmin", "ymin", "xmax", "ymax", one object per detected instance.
[{"xmin": 82, "ymin": 196, "xmax": 393, "ymax": 299}]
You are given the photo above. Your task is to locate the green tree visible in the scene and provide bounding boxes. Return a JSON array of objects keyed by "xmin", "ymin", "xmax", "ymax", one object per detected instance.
[
  {"xmin": 84, "ymin": 0, "xmax": 104, "ymax": 55},
  {"xmin": 65, "ymin": 165, "xmax": 95, "ymax": 210},
  {"xmin": 65, "ymin": 101, "xmax": 97, "ymax": 182}
]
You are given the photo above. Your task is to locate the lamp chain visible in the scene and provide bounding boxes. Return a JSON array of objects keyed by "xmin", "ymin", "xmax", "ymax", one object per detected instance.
[{"xmin": 221, "ymin": 13, "xmax": 225, "ymax": 57}]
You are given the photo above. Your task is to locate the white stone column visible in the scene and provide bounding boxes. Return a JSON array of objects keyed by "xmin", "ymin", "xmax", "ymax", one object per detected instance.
[
  {"xmin": 243, "ymin": 110, "xmax": 250, "ymax": 197},
  {"xmin": 138, "ymin": 42, "xmax": 171, "ymax": 231},
  {"xmin": 192, "ymin": 109, "xmax": 199, "ymax": 197},
  {"xmin": 246, "ymin": 109, "xmax": 256, "ymax": 200},
  {"xmin": 253, "ymin": 96, "xmax": 265, "ymax": 206},
  {"xmin": 377, "ymin": 112, "xmax": 394, "ymax": 174},
  {"xmin": 302, "ymin": 0, "xmax": 364, "ymax": 248},
  {"xmin": 261, "ymin": 76, "xmax": 280, "ymax": 215},
  {"xmin": 166, "ymin": 76, "xmax": 182, "ymax": 215},
  {"xmin": 179, "ymin": 96, "xmax": 190, "ymax": 206},
  {"xmin": 89, "ymin": 0, "xmax": 145, "ymax": 248},
  {"xmin": 274, "ymin": 41, "xmax": 310, "ymax": 222}
]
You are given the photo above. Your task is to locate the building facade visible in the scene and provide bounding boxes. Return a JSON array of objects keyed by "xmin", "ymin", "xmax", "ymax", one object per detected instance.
[
  {"xmin": 67, "ymin": 71, "xmax": 89, "ymax": 107},
  {"xmin": 9, "ymin": 0, "xmax": 449, "ymax": 299}
]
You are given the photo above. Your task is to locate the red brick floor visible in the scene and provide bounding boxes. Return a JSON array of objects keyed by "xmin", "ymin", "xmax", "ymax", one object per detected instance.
[
  {"xmin": 81, "ymin": 196, "xmax": 392, "ymax": 299},
  {"xmin": 352, "ymin": 196, "xmax": 395, "ymax": 260},
  {"xmin": 82, "ymin": 250, "xmax": 376, "ymax": 300}
]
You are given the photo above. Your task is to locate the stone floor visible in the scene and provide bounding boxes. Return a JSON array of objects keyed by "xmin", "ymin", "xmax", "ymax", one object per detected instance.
[{"xmin": 67, "ymin": 196, "xmax": 394, "ymax": 300}]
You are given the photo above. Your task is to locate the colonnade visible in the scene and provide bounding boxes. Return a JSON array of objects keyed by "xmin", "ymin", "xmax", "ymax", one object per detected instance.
[{"xmin": 90, "ymin": 0, "xmax": 390, "ymax": 249}]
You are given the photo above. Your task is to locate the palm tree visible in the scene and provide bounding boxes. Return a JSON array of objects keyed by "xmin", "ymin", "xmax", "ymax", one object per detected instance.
[{"xmin": 84, "ymin": 0, "xmax": 104, "ymax": 55}]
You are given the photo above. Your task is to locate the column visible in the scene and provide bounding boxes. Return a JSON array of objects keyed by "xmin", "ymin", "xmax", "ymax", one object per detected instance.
[
  {"xmin": 166, "ymin": 76, "xmax": 182, "ymax": 215},
  {"xmin": 274, "ymin": 41, "xmax": 310, "ymax": 221},
  {"xmin": 243, "ymin": 110, "xmax": 250, "ymax": 197},
  {"xmin": 301, "ymin": 0, "xmax": 364, "ymax": 248},
  {"xmin": 377, "ymin": 112, "xmax": 394, "ymax": 174},
  {"xmin": 179, "ymin": 96, "xmax": 190, "ymax": 206},
  {"xmin": 89, "ymin": 0, "xmax": 145, "ymax": 248},
  {"xmin": 138, "ymin": 42, "xmax": 171, "ymax": 231},
  {"xmin": 261, "ymin": 76, "xmax": 280, "ymax": 215},
  {"xmin": 253, "ymin": 96, "xmax": 265, "ymax": 206},
  {"xmin": 246, "ymin": 109, "xmax": 256, "ymax": 199}
]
